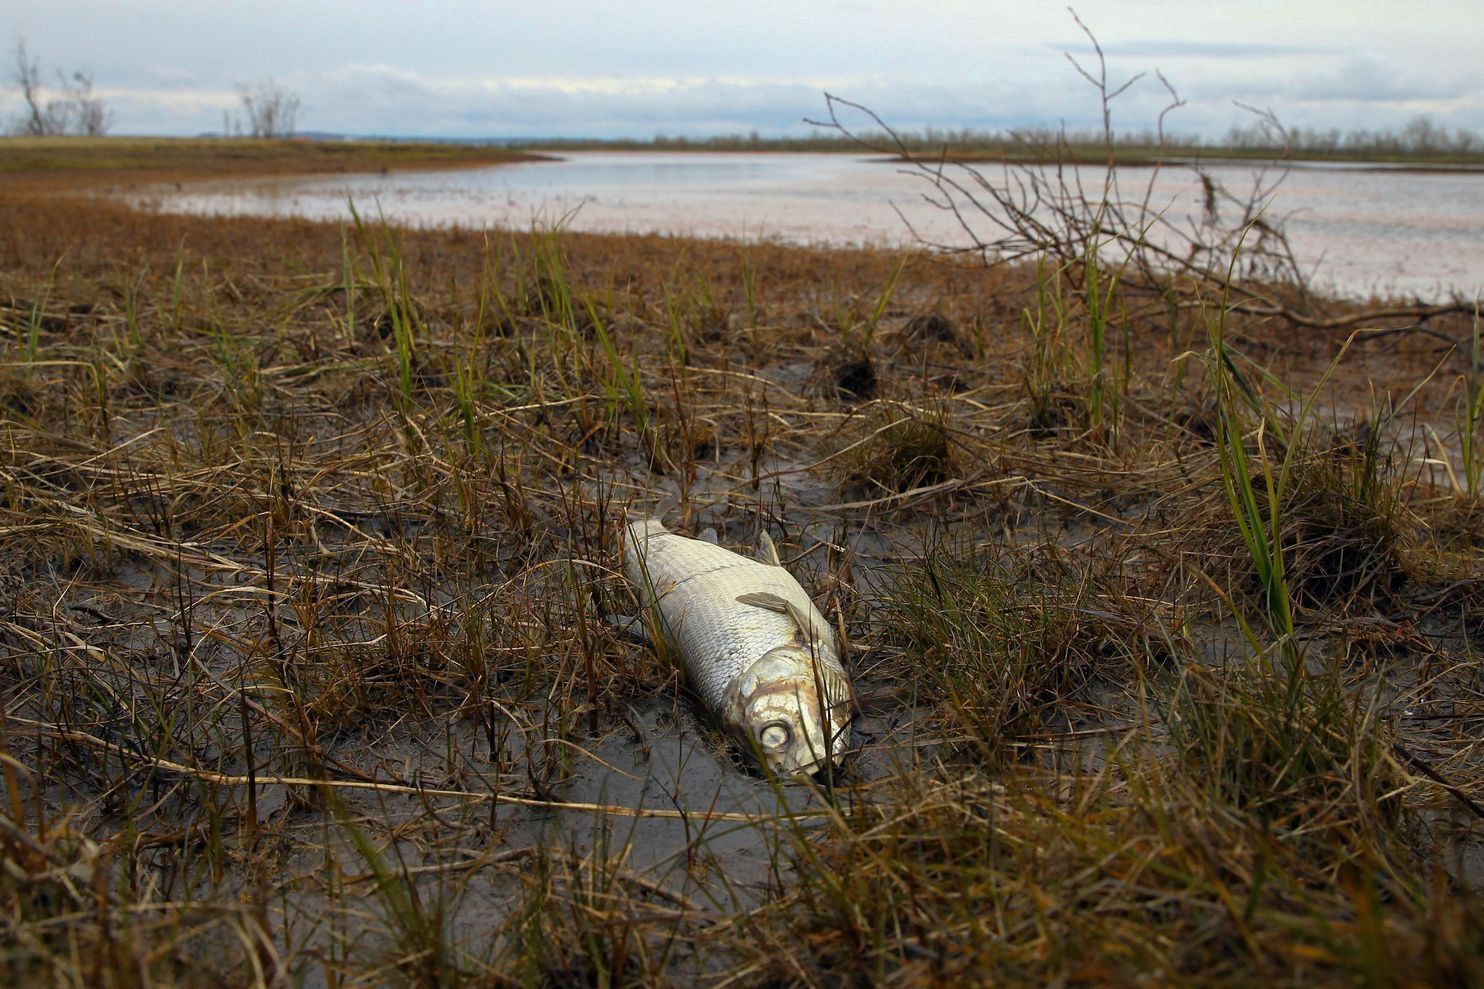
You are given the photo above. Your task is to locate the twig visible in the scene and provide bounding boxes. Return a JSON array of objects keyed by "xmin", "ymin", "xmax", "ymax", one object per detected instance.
[
  {"xmin": 6, "ymin": 716, "xmax": 828, "ymax": 826},
  {"xmin": 1391, "ymin": 742, "xmax": 1484, "ymax": 823}
]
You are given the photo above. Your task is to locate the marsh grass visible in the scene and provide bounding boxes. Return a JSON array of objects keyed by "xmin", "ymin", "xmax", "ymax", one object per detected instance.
[
  {"xmin": 1, "ymin": 182, "xmax": 1482, "ymax": 988},
  {"xmin": 878, "ymin": 539, "xmax": 1177, "ymax": 752},
  {"xmin": 814, "ymin": 257, "xmax": 905, "ymax": 404},
  {"xmin": 0, "ymin": 137, "xmax": 546, "ymax": 189},
  {"xmin": 1201, "ymin": 319, "xmax": 1411, "ymax": 624},
  {"xmin": 1452, "ymin": 307, "xmax": 1484, "ymax": 496},
  {"xmin": 829, "ymin": 401, "xmax": 960, "ymax": 496},
  {"xmin": 1016, "ymin": 245, "xmax": 1137, "ymax": 443}
]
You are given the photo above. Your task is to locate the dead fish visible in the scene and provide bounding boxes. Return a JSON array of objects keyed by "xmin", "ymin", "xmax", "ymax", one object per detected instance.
[{"xmin": 618, "ymin": 518, "xmax": 853, "ymax": 775}]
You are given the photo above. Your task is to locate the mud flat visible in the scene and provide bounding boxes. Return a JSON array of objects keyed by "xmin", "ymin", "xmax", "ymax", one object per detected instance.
[{"xmin": 2, "ymin": 149, "xmax": 1484, "ymax": 985}]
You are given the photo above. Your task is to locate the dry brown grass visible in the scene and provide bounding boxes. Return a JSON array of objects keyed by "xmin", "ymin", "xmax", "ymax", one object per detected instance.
[
  {"xmin": 0, "ymin": 136, "xmax": 548, "ymax": 196},
  {"xmin": 1, "ymin": 162, "xmax": 1482, "ymax": 987}
]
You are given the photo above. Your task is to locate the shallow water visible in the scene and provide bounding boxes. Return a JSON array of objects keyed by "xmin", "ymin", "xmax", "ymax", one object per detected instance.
[{"xmin": 137, "ymin": 151, "xmax": 1484, "ymax": 301}]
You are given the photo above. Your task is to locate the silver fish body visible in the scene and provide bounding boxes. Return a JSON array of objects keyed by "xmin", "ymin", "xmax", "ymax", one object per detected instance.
[{"xmin": 622, "ymin": 518, "xmax": 853, "ymax": 774}]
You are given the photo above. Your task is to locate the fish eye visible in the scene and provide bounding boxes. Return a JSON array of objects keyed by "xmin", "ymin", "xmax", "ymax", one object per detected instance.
[{"xmin": 758, "ymin": 721, "xmax": 792, "ymax": 749}]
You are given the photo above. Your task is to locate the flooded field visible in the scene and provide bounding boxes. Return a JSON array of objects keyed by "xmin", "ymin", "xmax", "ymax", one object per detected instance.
[{"xmin": 138, "ymin": 151, "xmax": 1484, "ymax": 301}]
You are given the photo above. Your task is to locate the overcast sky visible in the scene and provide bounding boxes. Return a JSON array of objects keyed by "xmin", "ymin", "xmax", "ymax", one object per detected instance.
[{"xmin": 4, "ymin": 1, "xmax": 1480, "ymax": 140}]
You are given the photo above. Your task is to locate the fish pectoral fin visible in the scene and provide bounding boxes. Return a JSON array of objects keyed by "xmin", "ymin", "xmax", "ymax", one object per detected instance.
[
  {"xmin": 698, "ymin": 526, "xmax": 720, "ymax": 545},
  {"xmin": 736, "ymin": 592, "xmax": 822, "ymax": 648},
  {"xmin": 736, "ymin": 591, "xmax": 790, "ymax": 614},
  {"xmin": 784, "ymin": 599, "xmax": 824, "ymax": 648},
  {"xmin": 756, "ymin": 530, "xmax": 782, "ymax": 566},
  {"xmin": 604, "ymin": 613, "xmax": 653, "ymax": 646}
]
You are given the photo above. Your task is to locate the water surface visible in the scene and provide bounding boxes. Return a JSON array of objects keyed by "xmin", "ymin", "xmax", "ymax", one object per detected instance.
[{"xmin": 139, "ymin": 151, "xmax": 1484, "ymax": 301}]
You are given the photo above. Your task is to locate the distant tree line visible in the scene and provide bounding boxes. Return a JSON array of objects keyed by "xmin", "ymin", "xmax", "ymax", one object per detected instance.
[
  {"xmin": 545, "ymin": 114, "xmax": 1484, "ymax": 163},
  {"xmin": 1222, "ymin": 115, "xmax": 1481, "ymax": 157}
]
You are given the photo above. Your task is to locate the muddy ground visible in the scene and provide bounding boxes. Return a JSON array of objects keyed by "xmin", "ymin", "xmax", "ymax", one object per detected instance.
[{"xmin": 2, "ymin": 162, "xmax": 1484, "ymax": 986}]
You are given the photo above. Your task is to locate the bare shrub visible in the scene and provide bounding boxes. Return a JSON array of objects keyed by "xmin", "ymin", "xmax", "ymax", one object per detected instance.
[
  {"xmin": 8, "ymin": 39, "xmax": 113, "ymax": 136},
  {"xmin": 810, "ymin": 9, "xmax": 1478, "ymax": 324},
  {"xmin": 236, "ymin": 80, "xmax": 301, "ymax": 138},
  {"xmin": 807, "ymin": 11, "xmax": 1305, "ymax": 300}
]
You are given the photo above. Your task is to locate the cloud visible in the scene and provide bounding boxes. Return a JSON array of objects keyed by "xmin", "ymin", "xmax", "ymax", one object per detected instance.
[
  {"xmin": 300, "ymin": 66, "xmax": 866, "ymax": 136},
  {"xmin": 1096, "ymin": 40, "xmax": 1344, "ymax": 59},
  {"xmin": 8, "ymin": 0, "xmax": 1484, "ymax": 140},
  {"xmin": 144, "ymin": 64, "xmax": 198, "ymax": 88},
  {"xmin": 283, "ymin": 60, "xmax": 1193, "ymax": 139},
  {"xmin": 72, "ymin": 48, "xmax": 1484, "ymax": 141},
  {"xmin": 1284, "ymin": 55, "xmax": 1476, "ymax": 103}
]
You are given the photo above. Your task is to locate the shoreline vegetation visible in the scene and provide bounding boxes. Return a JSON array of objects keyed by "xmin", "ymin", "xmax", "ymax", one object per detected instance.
[
  {"xmin": 517, "ymin": 129, "xmax": 1484, "ymax": 170},
  {"xmin": 4, "ymin": 129, "xmax": 1483, "ymax": 191},
  {"xmin": 0, "ymin": 136, "xmax": 551, "ymax": 189},
  {"xmin": 3, "ymin": 140, "xmax": 1484, "ymax": 985}
]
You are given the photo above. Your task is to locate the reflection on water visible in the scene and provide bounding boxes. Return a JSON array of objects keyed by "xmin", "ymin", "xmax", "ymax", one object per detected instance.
[{"xmin": 136, "ymin": 151, "xmax": 1484, "ymax": 301}]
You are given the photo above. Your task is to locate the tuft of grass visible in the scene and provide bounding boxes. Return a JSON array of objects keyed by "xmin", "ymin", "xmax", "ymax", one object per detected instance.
[
  {"xmin": 504, "ymin": 830, "xmax": 686, "ymax": 988},
  {"xmin": 1170, "ymin": 660, "xmax": 1408, "ymax": 862},
  {"xmin": 19, "ymin": 255, "xmax": 63, "ymax": 362},
  {"xmin": 1018, "ymin": 243, "xmax": 1133, "ymax": 441},
  {"xmin": 334, "ymin": 798, "xmax": 473, "ymax": 987},
  {"xmin": 1202, "ymin": 320, "xmax": 1408, "ymax": 623},
  {"xmin": 1020, "ymin": 255, "xmax": 1073, "ymax": 434},
  {"xmin": 817, "ymin": 259, "xmax": 905, "ymax": 404},
  {"xmin": 879, "ymin": 540, "xmax": 1181, "ymax": 751},
  {"xmin": 830, "ymin": 402, "xmax": 959, "ymax": 495},
  {"xmin": 1455, "ymin": 306, "xmax": 1484, "ymax": 496},
  {"xmin": 349, "ymin": 199, "xmax": 424, "ymax": 416}
]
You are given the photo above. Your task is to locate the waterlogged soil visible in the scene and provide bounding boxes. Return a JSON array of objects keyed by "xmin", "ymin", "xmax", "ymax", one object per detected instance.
[
  {"xmin": 7, "ymin": 429, "xmax": 1245, "ymax": 980},
  {"xmin": 27, "ymin": 521, "xmax": 943, "ymax": 983},
  {"xmin": 4, "ymin": 179, "xmax": 1484, "ymax": 985}
]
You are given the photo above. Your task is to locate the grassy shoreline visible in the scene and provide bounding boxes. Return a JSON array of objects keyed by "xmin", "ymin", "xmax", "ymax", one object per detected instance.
[
  {"xmin": 2, "ymin": 150, "xmax": 1483, "ymax": 986},
  {"xmin": 6, "ymin": 135, "xmax": 1480, "ymax": 186},
  {"xmin": 0, "ymin": 136, "xmax": 551, "ymax": 191}
]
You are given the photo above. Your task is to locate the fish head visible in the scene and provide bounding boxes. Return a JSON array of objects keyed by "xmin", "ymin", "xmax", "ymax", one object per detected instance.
[{"xmin": 724, "ymin": 646, "xmax": 851, "ymax": 776}]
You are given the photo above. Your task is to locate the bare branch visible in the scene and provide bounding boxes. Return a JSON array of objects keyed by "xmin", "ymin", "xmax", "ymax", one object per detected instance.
[
  {"xmin": 12, "ymin": 40, "xmax": 46, "ymax": 136},
  {"xmin": 236, "ymin": 80, "xmax": 301, "ymax": 138},
  {"xmin": 8, "ymin": 39, "xmax": 113, "ymax": 136},
  {"xmin": 805, "ymin": 7, "xmax": 1322, "ymax": 308}
]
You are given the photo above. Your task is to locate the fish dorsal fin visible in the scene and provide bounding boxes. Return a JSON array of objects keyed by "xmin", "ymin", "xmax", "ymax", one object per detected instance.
[
  {"xmin": 736, "ymin": 591, "xmax": 820, "ymax": 647},
  {"xmin": 756, "ymin": 530, "xmax": 782, "ymax": 566},
  {"xmin": 698, "ymin": 526, "xmax": 720, "ymax": 545},
  {"xmin": 651, "ymin": 493, "xmax": 680, "ymax": 522}
]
